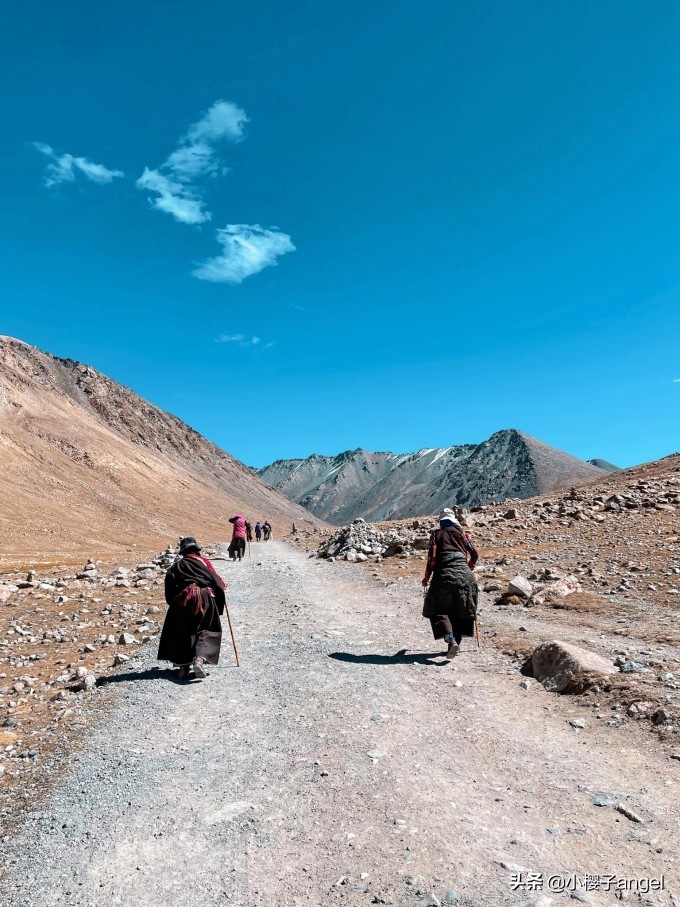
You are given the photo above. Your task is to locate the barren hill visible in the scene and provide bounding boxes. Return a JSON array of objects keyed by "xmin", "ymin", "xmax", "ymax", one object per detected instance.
[
  {"xmin": 258, "ymin": 430, "xmax": 609, "ymax": 523},
  {"xmin": 0, "ymin": 337, "xmax": 318, "ymax": 564}
]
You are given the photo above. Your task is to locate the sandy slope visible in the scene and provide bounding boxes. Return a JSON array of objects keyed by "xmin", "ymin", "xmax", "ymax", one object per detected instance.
[
  {"xmin": 2, "ymin": 541, "xmax": 677, "ymax": 907},
  {"xmin": 0, "ymin": 337, "xmax": 319, "ymax": 565}
]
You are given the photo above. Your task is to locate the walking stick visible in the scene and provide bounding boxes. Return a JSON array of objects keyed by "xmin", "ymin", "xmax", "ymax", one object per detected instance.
[
  {"xmin": 474, "ymin": 619, "xmax": 481, "ymax": 649},
  {"xmin": 223, "ymin": 595, "xmax": 240, "ymax": 667}
]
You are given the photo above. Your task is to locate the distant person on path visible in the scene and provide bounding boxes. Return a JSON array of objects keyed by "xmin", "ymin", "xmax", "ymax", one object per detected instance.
[
  {"xmin": 255, "ymin": 522, "xmax": 263, "ymax": 542},
  {"xmin": 263, "ymin": 521, "xmax": 272, "ymax": 541},
  {"xmin": 422, "ymin": 509, "xmax": 478, "ymax": 659},
  {"xmin": 245, "ymin": 520, "xmax": 253, "ymax": 543},
  {"xmin": 228, "ymin": 513, "xmax": 247, "ymax": 561},
  {"xmin": 158, "ymin": 536, "xmax": 226, "ymax": 680}
]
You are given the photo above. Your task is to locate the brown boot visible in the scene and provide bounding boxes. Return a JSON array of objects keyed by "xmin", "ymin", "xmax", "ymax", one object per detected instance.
[{"xmin": 192, "ymin": 656, "xmax": 207, "ymax": 678}]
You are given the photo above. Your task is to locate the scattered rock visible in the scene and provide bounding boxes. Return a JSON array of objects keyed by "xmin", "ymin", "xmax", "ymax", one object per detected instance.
[
  {"xmin": 592, "ymin": 792, "xmax": 618, "ymax": 807},
  {"xmin": 508, "ymin": 575, "xmax": 533, "ymax": 599},
  {"xmin": 616, "ymin": 804, "xmax": 643, "ymax": 823},
  {"xmin": 530, "ymin": 641, "xmax": 615, "ymax": 693}
]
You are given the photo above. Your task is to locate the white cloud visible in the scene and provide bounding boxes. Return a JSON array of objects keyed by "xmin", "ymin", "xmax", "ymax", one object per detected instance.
[
  {"xmin": 184, "ymin": 100, "xmax": 247, "ymax": 146},
  {"xmin": 216, "ymin": 334, "xmax": 261, "ymax": 347},
  {"xmin": 34, "ymin": 142, "xmax": 124, "ymax": 188},
  {"xmin": 193, "ymin": 224, "xmax": 296, "ymax": 284},
  {"xmin": 673, "ymin": 378, "xmax": 680, "ymax": 383},
  {"xmin": 137, "ymin": 100, "xmax": 247, "ymax": 222},
  {"xmin": 136, "ymin": 168, "xmax": 209, "ymax": 225},
  {"xmin": 216, "ymin": 334, "xmax": 274, "ymax": 349}
]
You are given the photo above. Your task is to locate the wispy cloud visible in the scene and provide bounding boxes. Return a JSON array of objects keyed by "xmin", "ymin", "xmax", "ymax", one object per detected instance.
[
  {"xmin": 136, "ymin": 168, "xmax": 208, "ymax": 225},
  {"xmin": 673, "ymin": 378, "xmax": 680, "ymax": 383},
  {"xmin": 136, "ymin": 100, "xmax": 247, "ymax": 224},
  {"xmin": 289, "ymin": 301, "xmax": 305, "ymax": 312},
  {"xmin": 216, "ymin": 334, "xmax": 274, "ymax": 349},
  {"xmin": 33, "ymin": 142, "xmax": 124, "ymax": 188},
  {"xmin": 193, "ymin": 224, "xmax": 296, "ymax": 284}
]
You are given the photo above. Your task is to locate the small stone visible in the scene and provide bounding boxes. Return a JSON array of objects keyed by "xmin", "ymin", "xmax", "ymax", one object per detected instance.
[
  {"xmin": 83, "ymin": 644, "xmax": 96, "ymax": 653},
  {"xmin": 499, "ymin": 860, "xmax": 526, "ymax": 873},
  {"xmin": 651, "ymin": 708, "xmax": 671, "ymax": 725},
  {"xmin": 592, "ymin": 792, "xmax": 618, "ymax": 807},
  {"xmin": 118, "ymin": 633, "xmax": 136, "ymax": 646},
  {"xmin": 616, "ymin": 804, "xmax": 643, "ymax": 823},
  {"xmin": 569, "ymin": 719, "xmax": 586, "ymax": 729},
  {"xmin": 483, "ymin": 581, "xmax": 502, "ymax": 593},
  {"xmin": 113, "ymin": 653, "xmax": 130, "ymax": 666}
]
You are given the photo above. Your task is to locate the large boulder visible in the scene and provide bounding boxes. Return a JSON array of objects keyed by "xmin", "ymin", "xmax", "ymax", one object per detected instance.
[{"xmin": 530, "ymin": 641, "xmax": 616, "ymax": 693}]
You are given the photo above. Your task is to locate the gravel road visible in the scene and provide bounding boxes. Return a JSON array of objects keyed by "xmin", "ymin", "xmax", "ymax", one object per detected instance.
[{"xmin": 2, "ymin": 542, "xmax": 678, "ymax": 907}]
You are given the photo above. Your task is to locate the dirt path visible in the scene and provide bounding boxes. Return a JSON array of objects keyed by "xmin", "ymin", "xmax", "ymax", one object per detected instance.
[{"xmin": 2, "ymin": 542, "xmax": 678, "ymax": 907}]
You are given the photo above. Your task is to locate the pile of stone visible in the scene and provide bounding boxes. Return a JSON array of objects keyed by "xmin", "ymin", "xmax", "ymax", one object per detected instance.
[
  {"xmin": 491, "ymin": 571, "xmax": 583, "ymax": 607},
  {"xmin": 317, "ymin": 518, "xmax": 434, "ymax": 562},
  {"xmin": 474, "ymin": 475, "xmax": 680, "ymax": 532}
]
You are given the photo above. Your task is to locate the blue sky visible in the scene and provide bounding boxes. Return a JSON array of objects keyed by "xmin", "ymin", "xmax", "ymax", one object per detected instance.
[{"xmin": 1, "ymin": 0, "xmax": 678, "ymax": 468}]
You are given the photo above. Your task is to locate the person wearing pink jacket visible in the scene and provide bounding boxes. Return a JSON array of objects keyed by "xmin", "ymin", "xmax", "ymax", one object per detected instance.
[{"xmin": 228, "ymin": 513, "xmax": 246, "ymax": 562}]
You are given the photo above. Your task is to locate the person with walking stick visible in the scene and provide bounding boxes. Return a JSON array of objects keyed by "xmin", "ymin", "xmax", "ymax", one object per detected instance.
[
  {"xmin": 421, "ymin": 509, "xmax": 479, "ymax": 659},
  {"xmin": 158, "ymin": 536, "xmax": 238, "ymax": 679}
]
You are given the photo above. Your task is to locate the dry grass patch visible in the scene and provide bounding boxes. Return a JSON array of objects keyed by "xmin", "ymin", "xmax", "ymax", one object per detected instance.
[{"xmin": 543, "ymin": 591, "xmax": 615, "ymax": 613}]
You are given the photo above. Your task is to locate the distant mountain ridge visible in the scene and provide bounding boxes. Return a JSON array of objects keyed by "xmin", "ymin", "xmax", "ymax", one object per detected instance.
[
  {"xmin": 587, "ymin": 458, "xmax": 620, "ymax": 473},
  {"xmin": 258, "ymin": 430, "xmax": 611, "ymax": 524}
]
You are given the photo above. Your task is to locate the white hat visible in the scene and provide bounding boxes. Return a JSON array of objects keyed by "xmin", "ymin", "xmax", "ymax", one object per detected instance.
[{"xmin": 439, "ymin": 508, "xmax": 461, "ymax": 526}]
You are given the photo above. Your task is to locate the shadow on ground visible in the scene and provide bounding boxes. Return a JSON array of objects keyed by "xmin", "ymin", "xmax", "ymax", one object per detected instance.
[
  {"xmin": 329, "ymin": 649, "xmax": 449, "ymax": 667},
  {"xmin": 96, "ymin": 667, "xmax": 191, "ymax": 687}
]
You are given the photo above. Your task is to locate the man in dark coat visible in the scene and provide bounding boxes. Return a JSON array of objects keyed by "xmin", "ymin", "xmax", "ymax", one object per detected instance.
[
  {"xmin": 422, "ymin": 509, "xmax": 479, "ymax": 659},
  {"xmin": 158, "ymin": 537, "xmax": 226, "ymax": 680}
]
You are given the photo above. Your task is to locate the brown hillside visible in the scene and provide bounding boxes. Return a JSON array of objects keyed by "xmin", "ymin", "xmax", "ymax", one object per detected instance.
[{"xmin": 0, "ymin": 337, "xmax": 320, "ymax": 566}]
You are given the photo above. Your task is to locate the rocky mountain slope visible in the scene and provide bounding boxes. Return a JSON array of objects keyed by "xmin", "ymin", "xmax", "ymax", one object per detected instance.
[
  {"xmin": 587, "ymin": 458, "xmax": 620, "ymax": 472},
  {"xmin": 258, "ymin": 430, "xmax": 610, "ymax": 523},
  {"xmin": 0, "ymin": 337, "xmax": 317, "ymax": 564}
]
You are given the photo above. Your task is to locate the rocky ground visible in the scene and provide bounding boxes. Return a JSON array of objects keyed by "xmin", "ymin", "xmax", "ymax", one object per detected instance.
[
  {"xmin": 1, "ymin": 540, "xmax": 679, "ymax": 907},
  {"xmin": 0, "ymin": 542, "xmax": 226, "ymax": 816},
  {"xmin": 296, "ymin": 454, "xmax": 680, "ymax": 736}
]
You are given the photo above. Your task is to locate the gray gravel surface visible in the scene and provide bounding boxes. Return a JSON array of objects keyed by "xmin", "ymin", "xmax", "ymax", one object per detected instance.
[{"xmin": 1, "ymin": 542, "xmax": 678, "ymax": 906}]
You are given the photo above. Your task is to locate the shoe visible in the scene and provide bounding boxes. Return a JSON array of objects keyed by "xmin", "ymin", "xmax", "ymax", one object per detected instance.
[
  {"xmin": 178, "ymin": 665, "xmax": 190, "ymax": 680},
  {"xmin": 446, "ymin": 641, "xmax": 460, "ymax": 660},
  {"xmin": 192, "ymin": 656, "xmax": 207, "ymax": 679}
]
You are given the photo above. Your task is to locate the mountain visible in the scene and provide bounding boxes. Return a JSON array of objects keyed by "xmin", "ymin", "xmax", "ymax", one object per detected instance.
[
  {"xmin": 587, "ymin": 458, "xmax": 620, "ymax": 472},
  {"xmin": 0, "ymin": 336, "xmax": 318, "ymax": 563},
  {"xmin": 257, "ymin": 430, "xmax": 611, "ymax": 524}
]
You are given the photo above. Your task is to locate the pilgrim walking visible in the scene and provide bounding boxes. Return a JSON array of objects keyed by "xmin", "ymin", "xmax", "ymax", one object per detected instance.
[
  {"xmin": 158, "ymin": 537, "xmax": 226, "ymax": 680},
  {"xmin": 228, "ymin": 513, "xmax": 247, "ymax": 561},
  {"xmin": 421, "ymin": 509, "xmax": 479, "ymax": 659}
]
